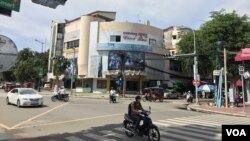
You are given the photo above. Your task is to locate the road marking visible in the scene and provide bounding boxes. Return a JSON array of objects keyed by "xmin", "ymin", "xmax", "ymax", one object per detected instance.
[
  {"xmin": 100, "ymin": 130, "xmax": 124, "ymax": 139},
  {"xmin": 65, "ymin": 136, "xmax": 86, "ymax": 141},
  {"xmin": 0, "ymin": 123, "xmax": 11, "ymax": 130},
  {"xmin": 11, "ymin": 102, "xmax": 68, "ymax": 129},
  {"xmin": 14, "ymin": 113, "xmax": 123, "ymax": 129},
  {"xmin": 84, "ymin": 133, "xmax": 113, "ymax": 141}
]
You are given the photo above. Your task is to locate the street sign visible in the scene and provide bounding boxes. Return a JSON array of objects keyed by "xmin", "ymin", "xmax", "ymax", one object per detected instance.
[
  {"xmin": 213, "ymin": 70, "xmax": 220, "ymax": 76},
  {"xmin": 239, "ymin": 66, "xmax": 244, "ymax": 75},
  {"xmin": 0, "ymin": 0, "xmax": 21, "ymax": 12},
  {"xmin": 157, "ymin": 81, "xmax": 161, "ymax": 86},
  {"xmin": 192, "ymin": 80, "xmax": 200, "ymax": 87}
]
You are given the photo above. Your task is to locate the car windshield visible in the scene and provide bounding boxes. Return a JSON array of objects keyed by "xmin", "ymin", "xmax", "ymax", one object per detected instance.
[{"xmin": 19, "ymin": 89, "xmax": 38, "ymax": 95}]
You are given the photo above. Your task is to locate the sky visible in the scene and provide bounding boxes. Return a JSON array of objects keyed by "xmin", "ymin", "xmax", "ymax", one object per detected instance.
[{"xmin": 0, "ymin": 0, "xmax": 249, "ymax": 52}]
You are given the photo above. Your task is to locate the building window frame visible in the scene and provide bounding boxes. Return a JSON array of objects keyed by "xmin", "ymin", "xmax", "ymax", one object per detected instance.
[
  {"xmin": 110, "ymin": 35, "xmax": 121, "ymax": 42},
  {"xmin": 97, "ymin": 80, "xmax": 106, "ymax": 89}
]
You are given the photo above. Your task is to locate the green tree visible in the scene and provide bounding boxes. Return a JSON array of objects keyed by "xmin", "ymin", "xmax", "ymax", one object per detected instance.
[
  {"xmin": 178, "ymin": 9, "xmax": 250, "ymax": 79},
  {"xmin": 0, "ymin": 48, "xmax": 49, "ymax": 85},
  {"xmin": 53, "ymin": 56, "xmax": 70, "ymax": 85}
]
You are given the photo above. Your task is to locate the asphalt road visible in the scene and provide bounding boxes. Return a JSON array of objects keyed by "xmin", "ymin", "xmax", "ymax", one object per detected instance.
[{"xmin": 1, "ymin": 89, "xmax": 250, "ymax": 141}]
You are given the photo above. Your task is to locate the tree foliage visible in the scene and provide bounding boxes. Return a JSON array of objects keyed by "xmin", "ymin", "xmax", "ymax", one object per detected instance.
[
  {"xmin": 53, "ymin": 56, "xmax": 71, "ymax": 84},
  {"xmin": 1, "ymin": 48, "xmax": 49, "ymax": 84},
  {"xmin": 178, "ymin": 9, "xmax": 250, "ymax": 80}
]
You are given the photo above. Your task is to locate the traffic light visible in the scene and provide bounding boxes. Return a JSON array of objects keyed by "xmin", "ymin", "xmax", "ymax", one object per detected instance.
[
  {"xmin": 0, "ymin": 7, "xmax": 12, "ymax": 17},
  {"xmin": 32, "ymin": 0, "xmax": 67, "ymax": 9},
  {"xmin": 59, "ymin": 0, "xmax": 67, "ymax": 5},
  {"xmin": 0, "ymin": 0, "xmax": 21, "ymax": 17}
]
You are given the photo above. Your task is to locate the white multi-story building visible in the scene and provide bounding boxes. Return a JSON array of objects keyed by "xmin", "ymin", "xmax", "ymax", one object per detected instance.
[
  {"xmin": 163, "ymin": 26, "xmax": 192, "ymax": 55},
  {"xmin": 48, "ymin": 11, "xmax": 169, "ymax": 94}
]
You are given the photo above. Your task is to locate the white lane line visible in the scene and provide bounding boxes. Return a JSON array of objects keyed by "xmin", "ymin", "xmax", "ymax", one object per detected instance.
[
  {"xmin": 100, "ymin": 130, "xmax": 124, "ymax": 139},
  {"xmin": 65, "ymin": 136, "xmax": 86, "ymax": 141},
  {"xmin": 11, "ymin": 102, "xmax": 68, "ymax": 129},
  {"xmin": 14, "ymin": 113, "xmax": 123, "ymax": 129},
  {"xmin": 84, "ymin": 133, "xmax": 114, "ymax": 141},
  {"xmin": 0, "ymin": 123, "xmax": 11, "ymax": 130}
]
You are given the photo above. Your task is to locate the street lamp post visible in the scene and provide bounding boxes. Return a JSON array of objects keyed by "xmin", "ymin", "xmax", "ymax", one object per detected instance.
[
  {"xmin": 192, "ymin": 30, "xmax": 199, "ymax": 105},
  {"xmin": 35, "ymin": 39, "xmax": 45, "ymax": 53},
  {"xmin": 35, "ymin": 39, "xmax": 45, "ymax": 92}
]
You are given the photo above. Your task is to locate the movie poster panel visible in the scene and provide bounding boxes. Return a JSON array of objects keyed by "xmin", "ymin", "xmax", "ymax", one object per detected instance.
[{"xmin": 108, "ymin": 51, "xmax": 145, "ymax": 70}]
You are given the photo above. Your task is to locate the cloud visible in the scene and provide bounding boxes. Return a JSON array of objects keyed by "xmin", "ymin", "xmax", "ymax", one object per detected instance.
[{"xmin": 0, "ymin": 0, "xmax": 249, "ymax": 52}]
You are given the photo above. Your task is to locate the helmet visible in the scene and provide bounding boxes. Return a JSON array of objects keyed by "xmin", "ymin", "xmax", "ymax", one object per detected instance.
[{"xmin": 135, "ymin": 95, "xmax": 141, "ymax": 101}]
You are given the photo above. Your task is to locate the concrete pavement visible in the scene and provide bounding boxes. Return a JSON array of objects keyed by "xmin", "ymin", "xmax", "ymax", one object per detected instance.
[
  {"xmin": 188, "ymin": 102, "xmax": 250, "ymax": 117},
  {"xmin": 2, "ymin": 89, "xmax": 250, "ymax": 117}
]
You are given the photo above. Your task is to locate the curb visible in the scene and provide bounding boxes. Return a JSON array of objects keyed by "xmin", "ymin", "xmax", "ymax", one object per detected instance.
[{"xmin": 187, "ymin": 104, "xmax": 249, "ymax": 117}]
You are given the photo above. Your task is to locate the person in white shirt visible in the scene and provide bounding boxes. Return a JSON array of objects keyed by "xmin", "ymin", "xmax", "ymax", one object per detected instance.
[
  {"xmin": 58, "ymin": 86, "xmax": 66, "ymax": 99},
  {"xmin": 110, "ymin": 87, "xmax": 116, "ymax": 103}
]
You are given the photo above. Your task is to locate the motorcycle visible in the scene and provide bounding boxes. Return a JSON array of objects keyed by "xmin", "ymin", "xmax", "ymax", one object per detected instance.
[
  {"xmin": 51, "ymin": 93, "xmax": 69, "ymax": 102},
  {"xmin": 122, "ymin": 106, "xmax": 160, "ymax": 141},
  {"xmin": 110, "ymin": 94, "xmax": 117, "ymax": 103}
]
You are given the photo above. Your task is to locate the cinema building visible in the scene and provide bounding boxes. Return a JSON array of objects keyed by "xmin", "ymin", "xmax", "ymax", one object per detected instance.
[{"xmin": 48, "ymin": 11, "xmax": 169, "ymax": 93}]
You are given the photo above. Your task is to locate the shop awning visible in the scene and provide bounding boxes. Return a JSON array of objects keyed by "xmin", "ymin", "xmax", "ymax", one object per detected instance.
[{"xmin": 234, "ymin": 48, "xmax": 250, "ymax": 61}]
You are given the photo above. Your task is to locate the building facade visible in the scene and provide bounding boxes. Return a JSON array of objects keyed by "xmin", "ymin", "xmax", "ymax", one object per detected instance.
[
  {"xmin": 48, "ymin": 11, "xmax": 170, "ymax": 94},
  {"xmin": 163, "ymin": 26, "xmax": 192, "ymax": 55}
]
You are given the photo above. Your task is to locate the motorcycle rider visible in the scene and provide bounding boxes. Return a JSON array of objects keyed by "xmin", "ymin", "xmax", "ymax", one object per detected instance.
[
  {"xmin": 130, "ymin": 95, "xmax": 146, "ymax": 134},
  {"xmin": 110, "ymin": 87, "xmax": 116, "ymax": 103},
  {"xmin": 58, "ymin": 86, "xmax": 66, "ymax": 99}
]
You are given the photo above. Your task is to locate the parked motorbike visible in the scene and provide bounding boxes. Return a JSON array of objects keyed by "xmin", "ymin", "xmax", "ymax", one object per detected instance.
[
  {"xmin": 122, "ymin": 106, "xmax": 160, "ymax": 141},
  {"xmin": 51, "ymin": 93, "xmax": 69, "ymax": 102}
]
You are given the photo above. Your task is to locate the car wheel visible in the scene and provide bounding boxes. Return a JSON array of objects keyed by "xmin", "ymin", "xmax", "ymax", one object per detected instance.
[
  {"xmin": 6, "ymin": 97, "xmax": 10, "ymax": 105},
  {"xmin": 17, "ymin": 99, "xmax": 21, "ymax": 108},
  {"xmin": 39, "ymin": 103, "xmax": 43, "ymax": 107}
]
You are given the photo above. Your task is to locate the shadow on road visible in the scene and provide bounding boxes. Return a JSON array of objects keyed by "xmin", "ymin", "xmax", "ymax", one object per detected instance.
[{"xmin": 3, "ymin": 122, "xmax": 220, "ymax": 141}]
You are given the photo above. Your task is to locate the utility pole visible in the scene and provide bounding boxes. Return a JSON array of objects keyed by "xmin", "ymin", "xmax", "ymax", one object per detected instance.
[
  {"xmin": 192, "ymin": 30, "xmax": 199, "ymax": 105},
  {"xmin": 70, "ymin": 47, "xmax": 76, "ymax": 95},
  {"xmin": 224, "ymin": 48, "xmax": 228, "ymax": 108},
  {"xmin": 35, "ymin": 39, "xmax": 45, "ymax": 92}
]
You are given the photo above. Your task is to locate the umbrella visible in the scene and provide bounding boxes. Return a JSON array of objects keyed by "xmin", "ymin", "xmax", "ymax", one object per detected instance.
[{"xmin": 197, "ymin": 84, "xmax": 215, "ymax": 92}]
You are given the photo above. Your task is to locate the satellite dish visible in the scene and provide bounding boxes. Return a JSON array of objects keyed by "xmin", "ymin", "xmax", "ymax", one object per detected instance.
[{"xmin": 0, "ymin": 35, "xmax": 18, "ymax": 72}]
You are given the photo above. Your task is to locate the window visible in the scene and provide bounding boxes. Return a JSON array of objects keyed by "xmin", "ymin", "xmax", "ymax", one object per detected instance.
[
  {"xmin": 66, "ymin": 39, "xmax": 79, "ymax": 49},
  {"xmin": 110, "ymin": 35, "xmax": 121, "ymax": 42},
  {"xmin": 149, "ymin": 38, "xmax": 156, "ymax": 46},
  {"xmin": 97, "ymin": 80, "xmax": 106, "ymax": 88},
  {"xmin": 172, "ymin": 35, "xmax": 177, "ymax": 40}
]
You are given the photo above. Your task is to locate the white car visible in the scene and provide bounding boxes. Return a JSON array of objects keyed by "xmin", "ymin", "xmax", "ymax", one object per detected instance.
[
  {"xmin": 6, "ymin": 88, "xmax": 43, "ymax": 107},
  {"xmin": 164, "ymin": 89, "xmax": 179, "ymax": 99}
]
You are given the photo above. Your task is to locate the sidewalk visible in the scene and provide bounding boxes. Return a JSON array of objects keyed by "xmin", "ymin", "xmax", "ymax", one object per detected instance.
[{"xmin": 188, "ymin": 102, "xmax": 250, "ymax": 117}]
